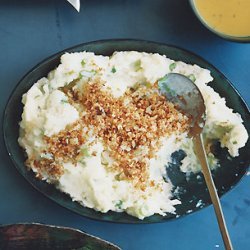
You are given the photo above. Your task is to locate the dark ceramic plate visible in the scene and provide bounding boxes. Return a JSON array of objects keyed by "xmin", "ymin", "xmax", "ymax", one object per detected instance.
[
  {"xmin": 0, "ymin": 223, "xmax": 120, "ymax": 250},
  {"xmin": 3, "ymin": 39, "xmax": 250, "ymax": 223}
]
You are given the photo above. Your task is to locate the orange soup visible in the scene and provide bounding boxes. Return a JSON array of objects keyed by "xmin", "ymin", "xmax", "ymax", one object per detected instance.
[{"xmin": 194, "ymin": 0, "xmax": 250, "ymax": 37}]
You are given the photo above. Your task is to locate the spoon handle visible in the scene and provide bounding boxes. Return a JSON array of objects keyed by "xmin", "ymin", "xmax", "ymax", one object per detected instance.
[{"xmin": 193, "ymin": 134, "xmax": 233, "ymax": 250}]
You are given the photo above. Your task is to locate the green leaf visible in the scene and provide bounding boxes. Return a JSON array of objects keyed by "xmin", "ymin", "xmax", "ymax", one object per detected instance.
[
  {"xmin": 40, "ymin": 129, "xmax": 45, "ymax": 136},
  {"xmin": 134, "ymin": 59, "xmax": 142, "ymax": 72},
  {"xmin": 111, "ymin": 66, "xmax": 116, "ymax": 73},
  {"xmin": 188, "ymin": 74, "xmax": 196, "ymax": 82},
  {"xmin": 233, "ymin": 140, "xmax": 237, "ymax": 145},
  {"xmin": 67, "ymin": 70, "xmax": 74, "ymax": 75},
  {"xmin": 158, "ymin": 75, "xmax": 168, "ymax": 85},
  {"xmin": 81, "ymin": 59, "xmax": 86, "ymax": 67},
  {"xmin": 78, "ymin": 72, "xmax": 83, "ymax": 79},
  {"xmin": 81, "ymin": 147, "xmax": 91, "ymax": 158},
  {"xmin": 158, "ymin": 75, "xmax": 176, "ymax": 96},
  {"xmin": 115, "ymin": 200, "xmax": 123, "ymax": 209},
  {"xmin": 61, "ymin": 99, "xmax": 68, "ymax": 104},
  {"xmin": 143, "ymin": 82, "xmax": 151, "ymax": 88},
  {"xmin": 169, "ymin": 62, "xmax": 176, "ymax": 71},
  {"xmin": 115, "ymin": 172, "xmax": 122, "ymax": 181}
]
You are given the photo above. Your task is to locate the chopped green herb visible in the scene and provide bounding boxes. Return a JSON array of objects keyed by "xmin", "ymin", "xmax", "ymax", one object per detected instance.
[
  {"xmin": 61, "ymin": 99, "xmax": 68, "ymax": 104},
  {"xmin": 81, "ymin": 147, "xmax": 91, "ymax": 158},
  {"xmin": 169, "ymin": 62, "xmax": 176, "ymax": 71},
  {"xmin": 111, "ymin": 66, "xmax": 116, "ymax": 73},
  {"xmin": 81, "ymin": 59, "xmax": 86, "ymax": 67},
  {"xmin": 134, "ymin": 59, "xmax": 142, "ymax": 72},
  {"xmin": 216, "ymin": 125, "xmax": 233, "ymax": 136},
  {"xmin": 79, "ymin": 159, "xmax": 86, "ymax": 166},
  {"xmin": 67, "ymin": 70, "xmax": 74, "ymax": 75},
  {"xmin": 158, "ymin": 75, "xmax": 176, "ymax": 96},
  {"xmin": 233, "ymin": 141, "xmax": 237, "ymax": 145},
  {"xmin": 165, "ymin": 85, "xmax": 176, "ymax": 95},
  {"xmin": 188, "ymin": 74, "xmax": 196, "ymax": 82},
  {"xmin": 130, "ymin": 82, "xmax": 141, "ymax": 92},
  {"xmin": 40, "ymin": 129, "xmax": 45, "ymax": 136},
  {"xmin": 158, "ymin": 75, "xmax": 168, "ymax": 85},
  {"xmin": 115, "ymin": 173, "xmax": 122, "ymax": 181},
  {"xmin": 115, "ymin": 200, "xmax": 123, "ymax": 209},
  {"xmin": 143, "ymin": 82, "xmax": 151, "ymax": 88}
]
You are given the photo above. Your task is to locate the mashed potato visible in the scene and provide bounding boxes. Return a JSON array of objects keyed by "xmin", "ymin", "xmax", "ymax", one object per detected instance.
[{"xmin": 19, "ymin": 51, "xmax": 248, "ymax": 219}]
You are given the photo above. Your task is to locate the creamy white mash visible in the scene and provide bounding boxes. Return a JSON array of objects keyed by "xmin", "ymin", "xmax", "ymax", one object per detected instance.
[{"xmin": 19, "ymin": 51, "xmax": 248, "ymax": 219}]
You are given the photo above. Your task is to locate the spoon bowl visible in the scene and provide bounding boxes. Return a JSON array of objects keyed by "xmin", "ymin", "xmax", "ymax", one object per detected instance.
[{"xmin": 158, "ymin": 73, "xmax": 205, "ymax": 135}]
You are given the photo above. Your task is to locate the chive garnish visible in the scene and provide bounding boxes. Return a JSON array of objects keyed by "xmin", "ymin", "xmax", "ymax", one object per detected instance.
[
  {"xmin": 134, "ymin": 60, "xmax": 142, "ymax": 72},
  {"xmin": 81, "ymin": 147, "xmax": 91, "ymax": 157},
  {"xmin": 115, "ymin": 200, "xmax": 123, "ymax": 209},
  {"xmin": 61, "ymin": 99, "xmax": 68, "ymax": 104},
  {"xmin": 111, "ymin": 66, "xmax": 116, "ymax": 73},
  {"xmin": 81, "ymin": 59, "xmax": 86, "ymax": 67},
  {"xmin": 188, "ymin": 74, "xmax": 196, "ymax": 82},
  {"xmin": 169, "ymin": 62, "xmax": 176, "ymax": 71}
]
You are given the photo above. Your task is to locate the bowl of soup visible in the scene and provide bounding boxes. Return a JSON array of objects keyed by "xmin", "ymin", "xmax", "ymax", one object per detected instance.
[{"xmin": 190, "ymin": 0, "xmax": 250, "ymax": 42}]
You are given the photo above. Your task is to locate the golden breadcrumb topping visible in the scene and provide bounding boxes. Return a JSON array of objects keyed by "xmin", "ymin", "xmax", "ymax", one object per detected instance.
[
  {"xmin": 79, "ymin": 81, "xmax": 189, "ymax": 189},
  {"xmin": 44, "ymin": 122, "xmax": 85, "ymax": 163},
  {"xmin": 31, "ymin": 79, "xmax": 189, "ymax": 189},
  {"xmin": 32, "ymin": 158, "xmax": 63, "ymax": 181},
  {"xmin": 28, "ymin": 122, "xmax": 85, "ymax": 180}
]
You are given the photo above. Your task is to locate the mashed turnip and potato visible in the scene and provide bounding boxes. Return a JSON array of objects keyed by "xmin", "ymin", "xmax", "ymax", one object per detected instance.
[{"xmin": 18, "ymin": 51, "xmax": 248, "ymax": 219}]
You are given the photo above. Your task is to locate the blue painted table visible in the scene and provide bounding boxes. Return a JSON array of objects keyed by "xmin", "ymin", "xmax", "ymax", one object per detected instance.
[{"xmin": 0, "ymin": 1, "xmax": 249, "ymax": 249}]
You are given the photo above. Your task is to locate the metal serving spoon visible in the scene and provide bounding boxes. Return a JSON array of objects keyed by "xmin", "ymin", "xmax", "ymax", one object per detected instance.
[
  {"xmin": 159, "ymin": 73, "xmax": 233, "ymax": 250},
  {"xmin": 0, "ymin": 223, "xmax": 121, "ymax": 250}
]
